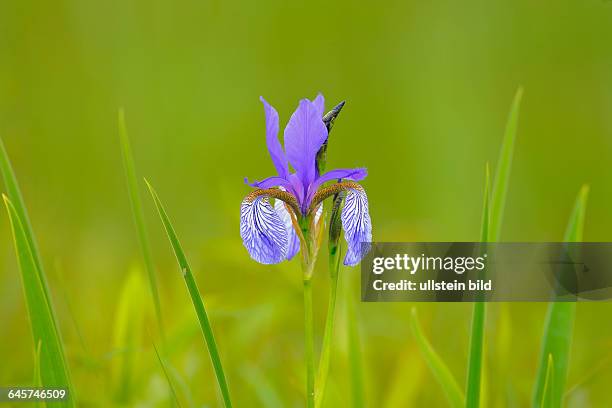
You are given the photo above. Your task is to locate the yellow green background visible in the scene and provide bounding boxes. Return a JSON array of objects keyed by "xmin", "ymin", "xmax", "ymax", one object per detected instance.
[{"xmin": 1, "ymin": 0, "xmax": 612, "ymax": 406}]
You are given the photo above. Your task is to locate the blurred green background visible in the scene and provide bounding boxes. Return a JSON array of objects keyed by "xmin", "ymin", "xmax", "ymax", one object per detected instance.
[{"xmin": 1, "ymin": 0, "xmax": 612, "ymax": 406}]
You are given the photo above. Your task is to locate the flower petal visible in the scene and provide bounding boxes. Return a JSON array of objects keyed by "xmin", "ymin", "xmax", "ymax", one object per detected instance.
[
  {"xmin": 341, "ymin": 187, "xmax": 372, "ymax": 266},
  {"xmin": 305, "ymin": 168, "xmax": 368, "ymax": 208},
  {"xmin": 260, "ymin": 96, "xmax": 289, "ymax": 178},
  {"xmin": 274, "ymin": 199, "xmax": 300, "ymax": 260},
  {"xmin": 313, "ymin": 167, "xmax": 367, "ymax": 191},
  {"xmin": 284, "ymin": 99, "xmax": 328, "ymax": 189},
  {"xmin": 313, "ymin": 93, "xmax": 325, "ymax": 117},
  {"xmin": 240, "ymin": 194, "xmax": 288, "ymax": 264},
  {"xmin": 244, "ymin": 176, "xmax": 290, "ymax": 189}
]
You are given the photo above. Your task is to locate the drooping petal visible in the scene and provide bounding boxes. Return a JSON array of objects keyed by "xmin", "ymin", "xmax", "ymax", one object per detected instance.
[
  {"xmin": 284, "ymin": 99, "xmax": 328, "ymax": 189},
  {"xmin": 305, "ymin": 168, "xmax": 368, "ymax": 209},
  {"xmin": 274, "ymin": 198, "xmax": 300, "ymax": 260},
  {"xmin": 312, "ymin": 167, "xmax": 367, "ymax": 193},
  {"xmin": 244, "ymin": 176, "xmax": 290, "ymax": 189},
  {"xmin": 260, "ymin": 96, "xmax": 289, "ymax": 178},
  {"xmin": 341, "ymin": 186, "xmax": 372, "ymax": 266},
  {"xmin": 312, "ymin": 93, "xmax": 325, "ymax": 117},
  {"xmin": 240, "ymin": 194, "xmax": 288, "ymax": 264}
]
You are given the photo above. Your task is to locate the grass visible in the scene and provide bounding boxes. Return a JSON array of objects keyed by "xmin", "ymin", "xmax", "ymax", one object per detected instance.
[
  {"xmin": 153, "ymin": 342, "xmax": 183, "ymax": 408},
  {"xmin": 0, "ymin": 138, "xmax": 75, "ymax": 406},
  {"xmin": 465, "ymin": 163, "xmax": 490, "ymax": 408},
  {"xmin": 465, "ymin": 88, "xmax": 523, "ymax": 408},
  {"xmin": 119, "ymin": 110, "xmax": 165, "ymax": 342},
  {"xmin": 409, "ymin": 308, "xmax": 465, "ymax": 408},
  {"xmin": 111, "ymin": 268, "xmax": 146, "ymax": 403},
  {"xmin": 145, "ymin": 179, "xmax": 233, "ymax": 408},
  {"xmin": 532, "ymin": 185, "xmax": 589, "ymax": 407}
]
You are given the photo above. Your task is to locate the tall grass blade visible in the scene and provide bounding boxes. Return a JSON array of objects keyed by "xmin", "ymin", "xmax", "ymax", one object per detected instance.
[
  {"xmin": 410, "ymin": 308, "xmax": 464, "ymax": 408},
  {"xmin": 33, "ymin": 340, "xmax": 44, "ymax": 408},
  {"xmin": 153, "ymin": 342, "xmax": 183, "ymax": 408},
  {"xmin": 145, "ymin": 180, "xmax": 232, "ymax": 408},
  {"xmin": 119, "ymin": 110, "xmax": 164, "ymax": 341},
  {"xmin": 315, "ymin": 242, "xmax": 342, "ymax": 408},
  {"xmin": 3, "ymin": 196, "xmax": 75, "ymax": 406},
  {"xmin": 346, "ymin": 273, "xmax": 365, "ymax": 408},
  {"xmin": 532, "ymin": 185, "xmax": 589, "ymax": 407},
  {"xmin": 241, "ymin": 364, "xmax": 283, "ymax": 408},
  {"xmin": 111, "ymin": 268, "xmax": 146, "ymax": 403},
  {"xmin": 0, "ymin": 138, "xmax": 46, "ymax": 284},
  {"xmin": 466, "ymin": 87, "xmax": 522, "ymax": 408},
  {"xmin": 465, "ymin": 164, "xmax": 491, "ymax": 408},
  {"xmin": 541, "ymin": 354, "xmax": 554, "ymax": 408},
  {"xmin": 489, "ymin": 87, "xmax": 523, "ymax": 242}
]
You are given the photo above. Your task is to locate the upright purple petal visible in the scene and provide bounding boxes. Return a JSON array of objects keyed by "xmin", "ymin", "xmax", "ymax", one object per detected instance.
[
  {"xmin": 284, "ymin": 99, "xmax": 328, "ymax": 189},
  {"xmin": 288, "ymin": 173, "xmax": 305, "ymax": 211},
  {"xmin": 274, "ymin": 199, "xmax": 300, "ymax": 260},
  {"xmin": 341, "ymin": 187, "xmax": 372, "ymax": 266},
  {"xmin": 260, "ymin": 97, "xmax": 289, "ymax": 178},
  {"xmin": 312, "ymin": 94, "xmax": 325, "ymax": 117},
  {"xmin": 240, "ymin": 195, "xmax": 288, "ymax": 264}
]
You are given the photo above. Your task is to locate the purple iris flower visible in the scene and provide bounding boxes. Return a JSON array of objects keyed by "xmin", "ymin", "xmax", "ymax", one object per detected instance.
[{"xmin": 240, "ymin": 94, "xmax": 372, "ymax": 266}]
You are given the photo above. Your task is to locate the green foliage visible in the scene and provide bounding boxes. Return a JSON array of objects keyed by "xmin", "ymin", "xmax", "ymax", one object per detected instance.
[
  {"xmin": 3, "ymin": 196, "xmax": 75, "ymax": 406},
  {"xmin": 466, "ymin": 87, "xmax": 522, "ymax": 408},
  {"xmin": 119, "ymin": 110, "xmax": 164, "ymax": 341},
  {"xmin": 145, "ymin": 180, "xmax": 233, "ymax": 408},
  {"xmin": 532, "ymin": 185, "xmax": 589, "ymax": 407},
  {"xmin": 410, "ymin": 308, "xmax": 465, "ymax": 408},
  {"xmin": 1, "ymin": 138, "xmax": 75, "ymax": 405},
  {"xmin": 111, "ymin": 267, "xmax": 146, "ymax": 403}
]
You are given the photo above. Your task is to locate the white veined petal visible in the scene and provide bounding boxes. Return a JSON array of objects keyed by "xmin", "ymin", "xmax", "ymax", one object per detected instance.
[
  {"xmin": 274, "ymin": 199, "xmax": 300, "ymax": 260},
  {"xmin": 341, "ymin": 188, "xmax": 372, "ymax": 266},
  {"xmin": 240, "ymin": 195, "xmax": 288, "ymax": 264}
]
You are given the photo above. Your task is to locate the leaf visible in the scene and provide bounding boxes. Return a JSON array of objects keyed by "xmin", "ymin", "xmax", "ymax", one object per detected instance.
[
  {"xmin": 145, "ymin": 179, "xmax": 233, "ymax": 408},
  {"xmin": 2, "ymin": 196, "xmax": 75, "ymax": 406},
  {"xmin": 532, "ymin": 185, "xmax": 589, "ymax": 407},
  {"xmin": 489, "ymin": 87, "xmax": 523, "ymax": 242},
  {"xmin": 465, "ymin": 164, "xmax": 491, "ymax": 408},
  {"xmin": 466, "ymin": 86, "xmax": 523, "ymax": 408},
  {"xmin": 410, "ymin": 308, "xmax": 464, "ymax": 408},
  {"xmin": 111, "ymin": 267, "xmax": 146, "ymax": 403},
  {"xmin": 346, "ymin": 272, "xmax": 366, "ymax": 408},
  {"xmin": 241, "ymin": 364, "xmax": 283, "ymax": 408},
  {"xmin": 153, "ymin": 342, "xmax": 183, "ymax": 408},
  {"xmin": 541, "ymin": 354, "xmax": 554, "ymax": 408},
  {"xmin": 119, "ymin": 110, "xmax": 164, "ymax": 340}
]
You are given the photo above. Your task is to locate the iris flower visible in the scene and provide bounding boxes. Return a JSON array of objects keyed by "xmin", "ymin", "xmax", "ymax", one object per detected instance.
[{"xmin": 240, "ymin": 94, "xmax": 372, "ymax": 266}]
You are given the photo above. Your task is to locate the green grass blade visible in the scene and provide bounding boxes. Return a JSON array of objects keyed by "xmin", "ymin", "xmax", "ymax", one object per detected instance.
[
  {"xmin": 489, "ymin": 87, "xmax": 523, "ymax": 242},
  {"xmin": 466, "ymin": 87, "xmax": 522, "ymax": 407},
  {"xmin": 0, "ymin": 138, "xmax": 45, "ymax": 280},
  {"xmin": 465, "ymin": 165, "xmax": 491, "ymax": 408},
  {"xmin": 33, "ymin": 340, "xmax": 45, "ymax": 408},
  {"xmin": 119, "ymin": 110, "xmax": 164, "ymax": 341},
  {"xmin": 346, "ymin": 273, "xmax": 365, "ymax": 408},
  {"xmin": 532, "ymin": 185, "xmax": 589, "ymax": 407},
  {"xmin": 541, "ymin": 354, "xmax": 554, "ymax": 408},
  {"xmin": 3, "ymin": 196, "xmax": 75, "ymax": 406},
  {"xmin": 241, "ymin": 364, "xmax": 283, "ymax": 408},
  {"xmin": 111, "ymin": 268, "xmax": 146, "ymax": 403},
  {"xmin": 410, "ymin": 308, "xmax": 464, "ymax": 408},
  {"xmin": 153, "ymin": 342, "xmax": 183, "ymax": 408},
  {"xmin": 315, "ymin": 243, "xmax": 341, "ymax": 408},
  {"xmin": 145, "ymin": 180, "xmax": 232, "ymax": 408}
]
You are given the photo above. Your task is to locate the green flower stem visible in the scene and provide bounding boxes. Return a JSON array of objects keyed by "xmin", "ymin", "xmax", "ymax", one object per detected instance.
[
  {"xmin": 315, "ymin": 246, "xmax": 341, "ymax": 407},
  {"xmin": 303, "ymin": 276, "xmax": 315, "ymax": 408}
]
